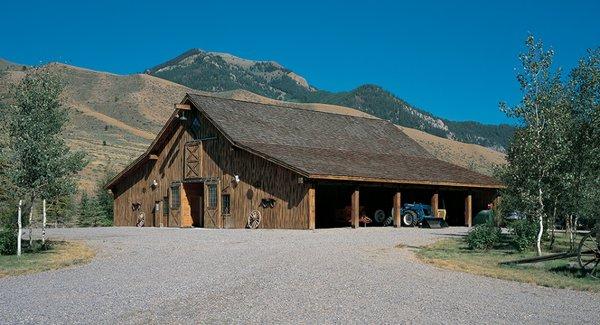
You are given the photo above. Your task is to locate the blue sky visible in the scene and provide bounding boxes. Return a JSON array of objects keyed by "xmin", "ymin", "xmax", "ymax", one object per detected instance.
[{"xmin": 1, "ymin": 1, "xmax": 598, "ymax": 124}]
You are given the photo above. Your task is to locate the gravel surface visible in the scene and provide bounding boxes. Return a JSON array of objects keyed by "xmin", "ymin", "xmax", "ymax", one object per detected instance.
[{"xmin": 0, "ymin": 227, "xmax": 598, "ymax": 324}]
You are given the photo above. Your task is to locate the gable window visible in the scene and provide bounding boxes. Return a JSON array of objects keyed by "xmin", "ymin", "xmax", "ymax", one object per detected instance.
[
  {"xmin": 222, "ymin": 194, "xmax": 231, "ymax": 215},
  {"xmin": 191, "ymin": 116, "xmax": 201, "ymax": 139},
  {"xmin": 170, "ymin": 183, "xmax": 180, "ymax": 209},
  {"xmin": 207, "ymin": 183, "xmax": 217, "ymax": 209}
]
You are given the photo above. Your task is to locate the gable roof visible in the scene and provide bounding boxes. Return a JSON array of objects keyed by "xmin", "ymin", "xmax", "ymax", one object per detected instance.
[
  {"xmin": 107, "ymin": 94, "xmax": 502, "ymax": 189},
  {"xmin": 187, "ymin": 94, "xmax": 501, "ymax": 188}
]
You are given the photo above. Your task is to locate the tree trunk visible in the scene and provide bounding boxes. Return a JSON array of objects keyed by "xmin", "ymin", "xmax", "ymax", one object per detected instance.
[
  {"xmin": 536, "ymin": 188, "xmax": 544, "ymax": 256},
  {"xmin": 28, "ymin": 198, "xmax": 35, "ymax": 247},
  {"xmin": 17, "ymin": 200, "xmax": 22, "ymax": 256}
]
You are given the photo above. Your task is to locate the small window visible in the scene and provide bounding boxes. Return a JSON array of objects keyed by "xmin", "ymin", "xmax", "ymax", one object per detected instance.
[
  {"xmin": 162, "ymin": 196, "xmax": 169, "ymax": 215},
  {"xmin": 171, "ymin": 183, "xmax": 180, "ymax": 209},
  {"xmin": 222, "ymin": 194, "xmax": 231, "ymax": 215},
  {"xmin": 207, "ymin": 183, "xmax": 217, "ymax": 209},
  {"xmin": 191, "ymin": 116, "xmax": 201, "ymax": 139}
]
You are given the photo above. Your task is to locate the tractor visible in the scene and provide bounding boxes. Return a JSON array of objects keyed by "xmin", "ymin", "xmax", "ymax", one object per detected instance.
[{"xmin": 400, "ymin": 203, "xmax": 448, "ymax": 228}]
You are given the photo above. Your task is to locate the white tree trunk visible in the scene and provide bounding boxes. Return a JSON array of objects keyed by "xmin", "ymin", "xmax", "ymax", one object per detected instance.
[
  {"xmin": 17, "ymin": 200, "xmax": 22, "ymax": 256},
  {"xmin": 42, "ymin": 199, "xmax": 46, "ymax": 246},
  {"xmin": 536, "ymin": 188, "xmax": 544, "ymax": 256}
]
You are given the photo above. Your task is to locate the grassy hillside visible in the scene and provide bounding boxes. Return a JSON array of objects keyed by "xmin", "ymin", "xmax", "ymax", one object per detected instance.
[{"xmin": 0, "ymin": 61, "xmax": 505, "ymax": 191}]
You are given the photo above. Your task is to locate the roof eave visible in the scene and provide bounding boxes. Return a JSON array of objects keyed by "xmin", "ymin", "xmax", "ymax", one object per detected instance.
[{"xmin": 307, "ymin": 174, "xmax": 505, "ymax": 189}]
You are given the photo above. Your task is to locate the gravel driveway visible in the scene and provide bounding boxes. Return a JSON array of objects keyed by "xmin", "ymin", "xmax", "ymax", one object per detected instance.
[{"xmin": 0, "ymin": 227, "xmax": 598, "ymax": 324}]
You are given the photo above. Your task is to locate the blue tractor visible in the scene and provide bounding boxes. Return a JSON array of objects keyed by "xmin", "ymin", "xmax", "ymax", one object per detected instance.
[{"xmin": 400, "ymin": 203, "xmax": 448, "ymax": 228}]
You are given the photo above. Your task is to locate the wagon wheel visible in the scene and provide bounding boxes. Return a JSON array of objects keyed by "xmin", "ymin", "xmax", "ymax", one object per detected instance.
[
  {"xmin": 577, "ymin": 232, "xmax": 600, "ymax": 278},
  {"xmin": 247, "ymin": 210, "xmax": 262, "ymax": 229},
  {"xmin": 373, "ymin": 210, "xmax": 386, "ymax": 224}
]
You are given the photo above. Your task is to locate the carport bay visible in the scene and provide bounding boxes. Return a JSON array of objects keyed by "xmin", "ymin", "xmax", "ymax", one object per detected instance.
[{"xmin": 313, "ymin": 181, "xmax": 499, "ymax": 228}]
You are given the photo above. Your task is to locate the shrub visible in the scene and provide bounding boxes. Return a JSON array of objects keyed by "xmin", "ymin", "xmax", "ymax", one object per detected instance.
[
  {"xmin": 466, "ymin": 224, "xmax": 501, "ymax": 250},
  {"xmin": 508, "ymin": 219, "xmax": 538, "ymax": 251},
  {"xmin": 0, "ymin": 226, "xmax": 17, "ymax": 255}
]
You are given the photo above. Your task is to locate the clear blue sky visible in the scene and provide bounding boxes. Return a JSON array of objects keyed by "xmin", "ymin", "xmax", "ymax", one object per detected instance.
[{"xmin": 2, "ymin": 1, "xmax": 598, "ymax": 124}]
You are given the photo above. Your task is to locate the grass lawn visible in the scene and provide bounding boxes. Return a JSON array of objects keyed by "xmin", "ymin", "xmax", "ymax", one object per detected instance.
[
  {"xmin": 0, "ymin": 241, "xmax": 95, "ymax": 278},
  {"xmin": 416, "ymin": 234, "xmax": 600, "ymax": 292}
]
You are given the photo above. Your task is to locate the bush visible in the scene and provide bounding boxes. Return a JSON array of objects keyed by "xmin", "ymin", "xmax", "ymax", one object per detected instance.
[
  {"xmin": 0, "ymin": 226, "xmax": 17, "ymax": 255},
  {"xmin": 466, "ymin": 224, "xmax": 501, "ymax": 250},
  {"xmin": 508, "ymin": 219, "xmax": 539, "ymax": 251}
]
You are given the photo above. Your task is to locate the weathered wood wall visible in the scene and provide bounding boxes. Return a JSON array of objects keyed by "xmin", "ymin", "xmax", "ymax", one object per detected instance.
[
  {"xmin": 112, "ymin": 123, "xmax": 194, "ymax": 227},
  {"xmin": 198, "ymin": 112, "xmax": 310, "ymax": 229},
  {"xmin": 112, "ymin": 107, "xmax": 311, "ymax": 229}
]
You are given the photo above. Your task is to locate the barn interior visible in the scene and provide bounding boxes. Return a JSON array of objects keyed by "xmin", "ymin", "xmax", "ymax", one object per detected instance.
[{"xmin": 314, "ymin": 182, "xmax": 498, "ymax": 228}]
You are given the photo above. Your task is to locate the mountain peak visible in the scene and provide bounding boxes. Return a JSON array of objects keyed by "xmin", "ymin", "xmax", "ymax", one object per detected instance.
[
  {"xmin": 146, "ymin": 49, "xmax": 314, "ymax": 100},
  {"xmin": 146, "ymin": 50, "xmax": 513, "ymax": 151}
]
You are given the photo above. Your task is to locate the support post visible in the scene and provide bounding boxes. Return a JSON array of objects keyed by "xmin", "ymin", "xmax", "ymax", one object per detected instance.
[
  {"xmin": 42, "ymin": 199, "xmax": 46, "ymax": 245},
  {"xmin": 465, "ymin": 194, "xmax": 472, "ymax": 227},
  {"xmin": 351, "ymin": 188, "xmax": 360, "ymax": 228},
  {"xmin": 17, "ymin": 200, "xmax": 22, "ymax": 257},
  {"xmin": 431, "ymin": 192, "xmax": 439, "ymax": 218},
  {"xmin": 393, "ymin": 191, "xmax": 402, "ymax": 228},
  {"xmin": 308, "ymin": 185, "xmax": 316, "ymax": 230}
]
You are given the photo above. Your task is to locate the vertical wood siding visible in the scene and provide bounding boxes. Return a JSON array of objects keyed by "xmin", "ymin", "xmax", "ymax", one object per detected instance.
[{"xmin": 112, "ymin": 108, "xmax": 311, "ymax": 229}]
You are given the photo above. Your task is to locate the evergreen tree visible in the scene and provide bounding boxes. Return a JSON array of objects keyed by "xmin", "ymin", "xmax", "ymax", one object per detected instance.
[{"xmin": 94, "ymin": 167, "xmax": 116, "ymax": 226}]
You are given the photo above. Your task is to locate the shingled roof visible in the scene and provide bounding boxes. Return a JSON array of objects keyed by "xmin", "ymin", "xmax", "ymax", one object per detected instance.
[{"xmin": 187, "ymin": 94, "xmax": 502, "ymax": 188}]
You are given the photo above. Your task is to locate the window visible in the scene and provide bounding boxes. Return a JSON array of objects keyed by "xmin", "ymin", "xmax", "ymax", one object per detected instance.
[
  {"xmin": 170, "ymin": 183, "xmax": 180, "ymax": 209},
  {"xmin": 162, "ymin": 196, "xmax": 169, "ymax": 215},
  {"xmin": 207, "ymin": 183, "xmax": 217, "ymax": 209},
  {"xmin": 222, "ymin": 194, "xmax": 231, "ymax": 215},
  {"xmin": 191, "ymin": 116, "xmax": 201, "ymax": 139}
]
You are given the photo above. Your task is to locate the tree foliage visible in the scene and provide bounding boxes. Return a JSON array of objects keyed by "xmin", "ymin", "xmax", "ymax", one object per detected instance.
[
  {"xmin": 4, "ymin": 70, "xmax": 86, "ymax": 204},
  {"xmin": 498, "ymin": 36, "xmax": 600, "ymax": 254}
]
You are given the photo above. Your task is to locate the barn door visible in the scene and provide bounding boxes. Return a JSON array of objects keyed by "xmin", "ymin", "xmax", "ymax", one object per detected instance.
[
  {"xmin": 203, "ymin": 180, "xmax": 221, "ymax": 228},
  {"xmin": 184, "ymin": 141, "xmax": 202, "ymax": 180}
]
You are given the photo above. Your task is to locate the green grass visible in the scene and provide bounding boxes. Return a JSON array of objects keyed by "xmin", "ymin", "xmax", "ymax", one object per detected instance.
[
  {"xmin": 416, "ymin": 234, "xmax": 600, "ymax": 292},
  {"xmin": 0, "ymin": 241, "xmax": 94, "ymax": 278}
]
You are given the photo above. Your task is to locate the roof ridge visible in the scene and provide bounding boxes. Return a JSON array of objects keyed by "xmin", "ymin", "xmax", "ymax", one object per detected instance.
[{"xmin": 187, "ymin": 92, "xmax": 389, "ymax": 123}]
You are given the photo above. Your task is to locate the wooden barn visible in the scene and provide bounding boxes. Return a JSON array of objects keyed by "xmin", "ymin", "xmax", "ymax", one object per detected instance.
[{"xmin": 105, "ymin": 94, "xmax": 503, "ymax": 229}]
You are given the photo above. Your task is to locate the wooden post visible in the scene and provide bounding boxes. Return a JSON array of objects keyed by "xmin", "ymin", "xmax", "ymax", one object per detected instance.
[
  {"xmin": 431, "ymin": 192, "xmax": 439, "ymax": 218},
  {"xmin": 28, "ymin": 201, "xmax": 34, "ymax": 247},
  {"xmin": 42, "ymin": 199, "xmax": 46, "ymax": 245},
  {"xmin": 17, "ymin": 200, "xmax": 22, "ymax": 257},
  {"xmin": 393, "ymin": 191, "xmax": 402, "ymax": 228},
  {"xmin": 308, "ymin": 185, "xmax": 316, "ymax": 230},
  {"xmin": 351, "ymin": 188, "xmax": 360, "ymax": 228},
  {"xmin": 465, "ymin": 194, "xmax": 472, "ymax": 227}
]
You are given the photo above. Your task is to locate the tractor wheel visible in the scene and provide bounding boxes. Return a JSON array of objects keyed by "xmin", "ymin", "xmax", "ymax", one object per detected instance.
[
  {"xmin": 383, "ymin": 216, "xmax": 394, "ymax": 227},
  {"xmin": 373, "ymin": 210, "xmax": 386, "ymax": 224},
  {"xmin": 402, "ymin": 211, "xmax": 417, "ymax": 227}
]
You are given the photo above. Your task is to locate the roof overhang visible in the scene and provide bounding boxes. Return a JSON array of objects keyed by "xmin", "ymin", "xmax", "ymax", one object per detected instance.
[{"xmin": 307, "ymin": 174, "xmax": 505, "ymax": 189}]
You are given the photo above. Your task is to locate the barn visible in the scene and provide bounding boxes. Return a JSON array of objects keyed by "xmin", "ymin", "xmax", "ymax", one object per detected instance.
[{"xmin": 105, "ymin": 94, "xmax": 503, "ymax": 229}]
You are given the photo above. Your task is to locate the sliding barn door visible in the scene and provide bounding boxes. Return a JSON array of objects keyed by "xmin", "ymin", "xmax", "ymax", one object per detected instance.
[{"xmin": 184, "ymin": 141, "xmax": 202, "ymax": 180}]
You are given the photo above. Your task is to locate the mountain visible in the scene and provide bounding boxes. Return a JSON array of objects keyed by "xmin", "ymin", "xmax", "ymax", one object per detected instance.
[
  {"xmin": 0, "ymin": 60, "xmax": 505, "ymax": 191},
  {"xmin": 147, "ymin": 49, "xmax": 514, "ymax": 151}
]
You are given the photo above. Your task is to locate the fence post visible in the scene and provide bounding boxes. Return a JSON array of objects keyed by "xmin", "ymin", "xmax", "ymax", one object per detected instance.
[
  {"xmin": 42, "ymin": 199, "xmax": 47, "ymax": 246},
  {"xmin": 17, "ymin": 200, "xmax": 22, "ymax": 256}
]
